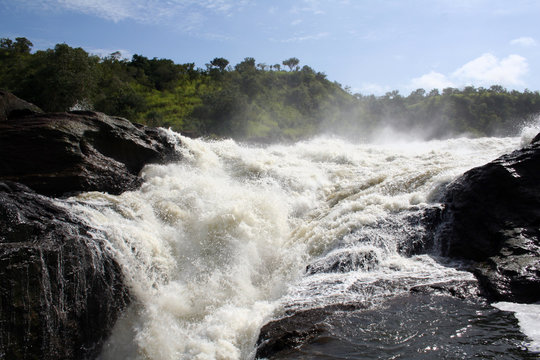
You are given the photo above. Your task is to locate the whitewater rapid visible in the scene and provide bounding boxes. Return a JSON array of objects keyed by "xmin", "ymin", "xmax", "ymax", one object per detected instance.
[{"xmin": 62, "ymin": 131, "xmax": 536, "ymax": 359}]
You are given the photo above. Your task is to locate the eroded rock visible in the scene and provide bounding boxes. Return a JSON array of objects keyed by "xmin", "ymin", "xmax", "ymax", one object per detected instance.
[
  {"xmin": 0, "ymin": 181, "xmax": 130, "ymax": 359},
  {"xmin": 0, "ymin": 110, "xmax": 180, "ymax": 197},
  {"xmin": 437, "ymin": 135, "xmax": 540, "ymax": 303}
]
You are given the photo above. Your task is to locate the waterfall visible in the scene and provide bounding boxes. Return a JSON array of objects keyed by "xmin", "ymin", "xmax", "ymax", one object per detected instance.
[{"xmin": 60, "ymin": 132, "xmax": 535, "ymax": 359}]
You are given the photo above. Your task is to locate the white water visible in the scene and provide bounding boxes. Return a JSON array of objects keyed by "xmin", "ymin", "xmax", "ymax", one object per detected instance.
[
  {"xmin": 493, "ymin": 302, "xmax": 540, "ymax": 353},
  {"xmin": 63, "ymin": 131, "xmax": 535, "ymax": 360}
]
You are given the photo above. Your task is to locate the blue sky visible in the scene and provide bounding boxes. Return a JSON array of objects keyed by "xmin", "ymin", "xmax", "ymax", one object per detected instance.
[{"xmin": 1, "ymin": 0, "xmax": 539, "ymax": 95}]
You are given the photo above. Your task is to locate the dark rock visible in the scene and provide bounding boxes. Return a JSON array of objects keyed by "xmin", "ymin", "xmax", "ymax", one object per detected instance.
[
  {"xmin": 532, "ymin": 132, "xmax": 540, "ymax": 144},
  {"xmin": 396, "ymin": 206, "xmax": 443, "ymax": 256},
  {"xmin": 256, "ymin": 293, "xmax": 529, "ymax": 359},
  {"xmin": 0, "ymin": 110, "xmax": 180, "ymax": 197},
  {"xmin": 256, "ymin": 304, "xmax": 359, "ymax": 359},
  {"xmin": 0, "ymin": 90, "xmax": 43, "ymax": 121},
  {"xmin": 0, "ymin": 181, "xmax": 130, "ymax": 359},
  {"xmin": 437, "ymin": 136, "xmax": 540, "ymax": 303},
  {"xmin": 409, "ymin": 279, "xmax": 481, "ymax": 299}
]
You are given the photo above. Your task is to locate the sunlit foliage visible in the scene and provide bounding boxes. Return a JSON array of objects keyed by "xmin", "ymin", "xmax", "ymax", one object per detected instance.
[{"xmin": 1, "ymin": 37, "xmax": 540, "ymax": 141}]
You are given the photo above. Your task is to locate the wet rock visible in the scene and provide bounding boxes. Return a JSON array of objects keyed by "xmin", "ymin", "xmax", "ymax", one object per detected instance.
[
  {"xmin": 256, "ymin": 293, "xmax": 529, "ymax": 359},
  {"xmin": 0, "ymin": 110, "xmax": 180, "ymax": 197},
  {"xmin": 0, "ymin": 181, "xmax": 130, "ymax": 359},
  {"xmin": 0, "ymin": 90, "xmax": 43, "ymax": 121},
  {"xmin": 256, "ymin": 304, "xmax": 359, "ymax": 359},
  {"xmin": 0, "ymin": 100, "xmax": 182, "ymax": 359},
  {"xmin": 437, "ymin": 135, "xmax": 540, "ymax": 303},
  {"xmin": 306, "ymin": 247, "xmax": 380, "ymax": 274},
  {"xmin": 409, "ymin": 279, "xmax": 481, "ymax": 299}
]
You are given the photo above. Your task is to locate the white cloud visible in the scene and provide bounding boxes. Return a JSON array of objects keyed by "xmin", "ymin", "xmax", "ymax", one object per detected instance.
[
  {"xmin": 279, "ymin": 32, "xmax": 329, "ymax": 43},
  {"xmin": 510, "ymin": 36, "xmax": 537, "ymax": 47},
  {"xmin": 58, "ymin": 0, "xmax": 131, "ymax": 22},
  {"xmin": 290, "ymin": 0, "xmax": 325, "ymax": 15},
  {"xmin": 452, "ymin": 53, "xmax": 528, "ymax": 86},
  {"xmin": 14, "ymin": 0, "xmax": 248, "ymax": 27},
  {"xmin": 408, "ymin": 53, "xmax": 529, "ymax": 92},
  {"xmin": 410, "ymin": 71, "xmax": 455, "ymax": 90}
]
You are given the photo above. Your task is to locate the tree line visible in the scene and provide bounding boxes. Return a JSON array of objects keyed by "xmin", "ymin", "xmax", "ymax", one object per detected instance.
[{"xmin": 1, "ymin": 37, "xmax": 540, "ymax": 141}]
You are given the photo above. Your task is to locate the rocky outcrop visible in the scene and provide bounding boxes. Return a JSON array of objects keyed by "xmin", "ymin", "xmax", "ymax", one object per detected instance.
[
  {"xmin": 0, "ymin": 97, "xmax": 182, "ymax": 359},
  {"xmin": 0, "ymin": 90, "xmax": 43, "ymax": 121},
  {"xmin": 0, "ymin": 110, "xmax": 180, "ymax": 197},
  {"xmin": 0, "ymin": 181, "xmax": 130, "ymax": 359},
  {"xmin": 437, "ymin": 135, "xmax": 540, "ymax": 303}
]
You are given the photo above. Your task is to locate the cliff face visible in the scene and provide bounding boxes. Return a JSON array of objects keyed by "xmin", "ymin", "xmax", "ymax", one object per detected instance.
[
  {"xmin": 437, "ymin": 135, "xmax": 540, "ymax": 303},
  {"xmin": 0, "ymin": 92, "xmax": 181, "ymax": 359}
]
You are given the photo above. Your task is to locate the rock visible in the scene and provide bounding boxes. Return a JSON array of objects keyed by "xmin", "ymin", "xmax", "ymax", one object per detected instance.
[
  {"xmin": 0, "ymin": 90, "xmax": 43, "ymax": 121},
  {"xmin": 0, "ymin": 181, "xmax": 130, "ymax": 359},
  {"xmin": 0, "ymin": 100, "xmax": 182, "ymax": 358},
  {"xmin": 256, "ymin": 304, "xmax": 359, "ymax": 359},
  {"xmin": 0, "ymin": 110, "xmax": 180, "ymax": 197},
  {"xmin": 306, "ymin": 247, "xmax": 379, "ymax": 274},
  {"xmin": 437, "ymin": 135, "xmax": 540, "ymax": 303},
  {"xmin": 256, "ymin": 292, "xmax": 528, "ymax": 359},
  {"xmin": 409, "ymin": 279, "xmax": 481, "ymax": 299}
]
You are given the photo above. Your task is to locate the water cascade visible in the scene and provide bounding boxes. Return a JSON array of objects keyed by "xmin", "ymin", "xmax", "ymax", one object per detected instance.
[{"xmin": 59, "ymin": 132, "xmax": 538, "ymax": 359}]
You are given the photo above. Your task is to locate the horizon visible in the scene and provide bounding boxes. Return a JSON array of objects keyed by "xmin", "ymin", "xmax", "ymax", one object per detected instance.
[{"xmin": 1, "ymin": 1, "xmax": 540, "ymax": 95}]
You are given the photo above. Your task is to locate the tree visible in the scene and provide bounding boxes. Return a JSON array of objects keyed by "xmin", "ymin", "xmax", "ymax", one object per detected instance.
[
  {"xmin": 209, "ymin": 57, "xmax": 229, "ymax": 72},
  {"xmin": 13, "ymin": 37, "xmax": 33, "ymax": 53},
  {"xmin": 282, "ymin": 57, "xmax": 299, "ymax": 71},
  {"xmin": 16, "ymin": 44, "xmax": 100, "ymax": 111},
  {"xmin": 235, "ymin": 57, "xmax": 256, "ymax": 73},
  {"xmin": 0, "ymin": 38, "xmax": 13, "ymax": 50}
]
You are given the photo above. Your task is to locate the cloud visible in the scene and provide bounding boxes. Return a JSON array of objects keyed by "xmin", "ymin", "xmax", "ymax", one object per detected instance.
[
  {"xmin": 278, "ymin": 32, "xmax": 329, "ymax": 43},
  {"xmin": 410, "ymin": 71, "xmax": 455, "ymax": 90},
  {"xmin": 290, "ymin": 0, "xmax": 325, "ymax": 15},
  {"xmin": 452, "ymin": 53, "xmax": 528, "ymax": 86},
  {"xmin": 13, "ymin": 0, "xmax": 247, "ymax": 28},
  {"xmin": 510, "ymin": 36, "xmax": 537, "ymax": 47},
  {"xmin": 407, "ymin": 53, "xmax": 529, "ymax": 92}
]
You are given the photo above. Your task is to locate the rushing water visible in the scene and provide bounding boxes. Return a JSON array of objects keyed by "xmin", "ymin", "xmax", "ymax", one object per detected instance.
[{"xmin": 62, "ymin": 130, "xmax": 539, "ymax": 359}]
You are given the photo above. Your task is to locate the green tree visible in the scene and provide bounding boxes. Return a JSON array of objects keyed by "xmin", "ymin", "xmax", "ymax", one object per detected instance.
[
  {"xmin": 235, "ymin": 57, "xmax": 256, "ymax": 73},
  {"xmin": 16, "ymin": 44, "xmax": 100, "ymax": 111},
  {"xmin": 282, "ymin": 57, "xmax": 300, "ymax": 71},
  {"xmin": 209, "ymin": 57, "xmax": 229, "ymax": 72}
]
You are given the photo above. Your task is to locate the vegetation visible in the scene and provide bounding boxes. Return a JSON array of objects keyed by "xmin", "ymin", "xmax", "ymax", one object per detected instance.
[{"xmin": 2, "ymin": 37, "xmax": 540, "ymax": 141}]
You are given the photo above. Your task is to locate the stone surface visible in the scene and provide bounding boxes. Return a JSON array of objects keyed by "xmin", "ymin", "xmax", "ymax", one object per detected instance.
[
  {"xmin": 436, "ymin": 135, "xmax": 540, "ymax": 303},
  {"xmin": 0, "ymin": 99, "xmax": 182, "ymax": 359},
  {"xmin": 0, "ymin": 110, "xmax": 180, "ymax": 197},
  {"xmin": 0, "ymin": 181, "xmax": 130, "ymax": 359},
  {"xmin": 0, "ymin": 90, "xmax": 43, "ymax": 121}
]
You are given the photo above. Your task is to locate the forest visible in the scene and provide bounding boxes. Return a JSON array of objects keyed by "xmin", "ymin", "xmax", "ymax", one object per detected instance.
[{"xmin": 2, "ymin": 37, "xmax": 540, "ymax": 141}]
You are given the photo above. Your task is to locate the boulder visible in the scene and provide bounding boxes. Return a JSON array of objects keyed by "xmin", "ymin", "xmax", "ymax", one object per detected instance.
[
  {"xmin": 437, "ymin": 135, "xmax": 540, "ymax": 303},
  {"xmin": 0, "ymin": 99, "xmax": 182, "ymax": 359},
  {"xmin": 0, "ymin": 110, "xmax": 180, "ymax": 197},
  {"xmin": 0, "ymin": 181, "xmax": 130, "ymax": 359},
  {"xmin": 0, "ymin": 90, "xmax": 43, "ymax": 121}
]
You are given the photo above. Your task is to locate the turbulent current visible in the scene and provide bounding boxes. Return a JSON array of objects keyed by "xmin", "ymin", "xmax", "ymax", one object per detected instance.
[{"xmin": 62, "ymin": 130, "xmax": 539, "ymax": 359}]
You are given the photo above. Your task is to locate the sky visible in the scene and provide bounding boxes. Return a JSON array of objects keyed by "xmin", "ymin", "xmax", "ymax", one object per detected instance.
[{"xmin": 1, "ymin": 0, "xmax": 540, "ymax": 95}]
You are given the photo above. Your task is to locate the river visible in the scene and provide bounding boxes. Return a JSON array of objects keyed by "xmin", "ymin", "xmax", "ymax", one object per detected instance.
[{"xmin": 62, "ymin": 129, "xmax": 539, "ymax": 359}]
